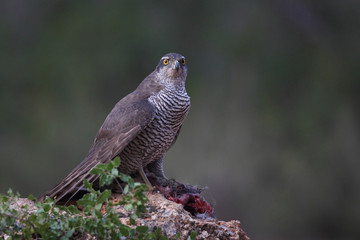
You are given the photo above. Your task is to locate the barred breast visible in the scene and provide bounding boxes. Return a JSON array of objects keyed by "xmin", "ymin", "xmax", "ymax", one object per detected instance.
[{"xmin": 118, "ymin": 86, "xmax": 190, "ymax": 175}]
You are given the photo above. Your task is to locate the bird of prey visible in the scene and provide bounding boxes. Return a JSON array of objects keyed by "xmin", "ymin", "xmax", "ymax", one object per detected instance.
[{"xmin": 41, "ymin": 53, "xmax": 190, "ymax": 203}]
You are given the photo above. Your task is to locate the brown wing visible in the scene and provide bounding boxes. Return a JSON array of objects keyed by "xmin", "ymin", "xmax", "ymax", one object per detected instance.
[{"xmin": 40, "ymin": 96, "xmax": 155, "ymax": 202}]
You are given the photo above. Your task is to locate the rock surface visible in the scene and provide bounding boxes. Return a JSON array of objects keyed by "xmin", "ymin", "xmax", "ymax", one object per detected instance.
[
  {"xmin": 5, "ymin": 193, "xmax": 249, "ymax": 240},
  {"xmin": 112, "ymin": 192, "xmax": 249, "ymax": 240}
]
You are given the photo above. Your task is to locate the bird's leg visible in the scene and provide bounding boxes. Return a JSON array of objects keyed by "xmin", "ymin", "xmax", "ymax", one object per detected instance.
[
  {"xmin": 146, "ymin": 157, "xmax": 174, "ymax": 190},
  {"xmin": 147, "ymin": 157, "xmax": 167, "ymax": 179},
  {"xmin": 138, "ymin": 167, "xmax": 153, "ymax": 191}
]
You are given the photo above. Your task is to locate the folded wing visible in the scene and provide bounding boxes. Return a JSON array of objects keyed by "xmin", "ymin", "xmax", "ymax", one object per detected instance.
[{"xmin": 40, "ymin": 97, "xmax": 155, "ymax": 202}]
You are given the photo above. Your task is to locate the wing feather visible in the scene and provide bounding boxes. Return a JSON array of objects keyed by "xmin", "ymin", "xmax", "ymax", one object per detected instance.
[{"xmin": 40, "ymin": 97, "xmax": 155, "ymax": 202}]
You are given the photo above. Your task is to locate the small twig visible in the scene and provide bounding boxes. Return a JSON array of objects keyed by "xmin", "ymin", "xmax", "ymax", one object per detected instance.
[{"xmin": 114, "ymin": 178, "xmax": 124, "ymax": 192}]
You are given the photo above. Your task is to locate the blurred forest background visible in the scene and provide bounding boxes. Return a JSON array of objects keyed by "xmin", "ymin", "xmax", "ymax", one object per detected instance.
[{"xmin": 0, "ymin": 1, "xmax": 359, "ymax": 239}]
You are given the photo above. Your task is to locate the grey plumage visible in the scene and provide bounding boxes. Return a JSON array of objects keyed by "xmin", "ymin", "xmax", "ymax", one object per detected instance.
[{"xmin": 41, "ymin": 53, "xmax": 190, "ymax": 202}]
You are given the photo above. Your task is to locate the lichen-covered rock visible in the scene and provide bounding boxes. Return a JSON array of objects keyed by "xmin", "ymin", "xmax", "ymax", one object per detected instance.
[
  {"xmin": 113, "ymin": 192, "xmax": 249, "ymax": 240},
  {"xmin": 5, "ymin": 193, "xmax": 249, "ymax": 240}
]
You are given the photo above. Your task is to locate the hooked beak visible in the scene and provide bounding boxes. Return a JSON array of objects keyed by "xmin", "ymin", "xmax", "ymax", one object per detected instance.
[{"xmin": 173, "ymin": 60, "xmax": 180, "ymax": 71}]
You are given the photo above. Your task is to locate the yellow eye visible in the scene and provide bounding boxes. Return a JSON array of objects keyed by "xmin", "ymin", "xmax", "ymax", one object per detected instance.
[
  {"xmin": 163, "ymin": 59, "xmax": 169, "ymax": 65},
  {"xmin": 181, "ymin": 58, "xmax": 186, "ymax": 65}
]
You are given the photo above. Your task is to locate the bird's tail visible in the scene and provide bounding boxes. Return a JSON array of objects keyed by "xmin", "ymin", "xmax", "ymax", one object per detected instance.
[
  {"xmin": 38, "ymin": 147, "xmax": 102, "ymax": 203},
  {"xmin": 39, "ymin": 124, "xmax": 141, "ymax": 203}
]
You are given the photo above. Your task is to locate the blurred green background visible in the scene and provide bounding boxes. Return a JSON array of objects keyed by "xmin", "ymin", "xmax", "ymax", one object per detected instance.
[{"xmin": 1, "ymin": 1, "xmax": 359, "ymax": 239}]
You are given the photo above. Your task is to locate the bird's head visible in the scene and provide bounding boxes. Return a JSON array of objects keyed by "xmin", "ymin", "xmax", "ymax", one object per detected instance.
[{"xmin": 156, "ymin": 53, "xmax": 187, "ymax": 85}]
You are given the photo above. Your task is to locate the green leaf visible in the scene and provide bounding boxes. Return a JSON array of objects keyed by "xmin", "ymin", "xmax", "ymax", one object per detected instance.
[
  {"xmin": 83, "ymin": 179, "xmax": 93, "ymax": 191},
  {"xmin": 187, "ymin": 231, "xmax": 197, "ymax": 240},
  {"xmin": 95, "ymin": 203, "xmax": 103, "ymax": 211},
  {"xmin": 97, "ymin": 190, "xmax": 111, "ymax": 204},
  {"xmin": 155, "ymin": 227, "xmax": 162, "ymax": 236},
  {"xmin": 77, "ymin": 199, "xmax": 95, "ymax": 207},
  {"xmin": 94, "ymin": 209, "xmax": 102, "ymax": 218},
  {"xmin": 145, "ymin": 232, "xmax": 156, "ymax": 239},
  {"xmin": 7, "ymin": 188, "xmax": 14, "ymax": 196},
  {"xmin": 136, "ymin": 225, "xmax": 149, "ymax": 233},
  {"xmin": 67, "ymin": 205, "xmax": 80, "ymax": 214},
  {"xmin": 129, "ymin": 216, "xmax": 135, "ymax": 225},
  {"xmin": 128, "ymin": 178, "xmax": 135, "ymax": 189},
  {"xmin": 63, "ymin": 228, "xmax": 75, "ymax": 238},
  {"xmin": 90, "ymin": 168, "xmax": 104, "ymax": 175},
  {"xmin": 107, "ymin": 162, "xmax": 114, "ymax": 171},
  {"xmin": 119, "ymin": 225, "xmax": 130, "ymax": 236},
  {"xmin": 124, "ymin": 203, "xmax": 133, "ymax": 211},
  {"xmin": 96, "ymin": 163, "xmax": 108, "ymax": 170},
  {"xmin": 123, "ymin": 184, "xmax": 129, "ymax": 194},
  {"xmin": 111, "ymin": 168, "xmax": 119, "ymax": 176},
  {"xmin": 43, "ymin": 203, "xmax": 51, "ymax": 212},
  {"xmin": 99, "ymin": 175, "xmax": 107, "ymax": 186},
  {"xmin": 119, "ymin": 173, "xmax": 130, "ymax": 183},
  {"xmin": 27, "ymin": 194, "xmax": 36, "ymax": 201},
  {"xmin": 113, "ymin": 157, "xmax": 121, "ymax": 167}
]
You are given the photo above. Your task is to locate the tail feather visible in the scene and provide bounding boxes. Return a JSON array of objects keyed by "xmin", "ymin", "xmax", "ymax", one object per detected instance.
[
  {"xmin": 40, "ymin": 146, "xmax": 103, "ymax": 202},
  {"xmin": 39, "ymin": 125, "xmax": 143, "ymax": 203},
  {"xmin": 59, "ymin": 173, "xmax": 99, "ymax": 205},
  {"xmin": 52, "ymin": 161, "xmax": 99, "ymax": 202}
]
